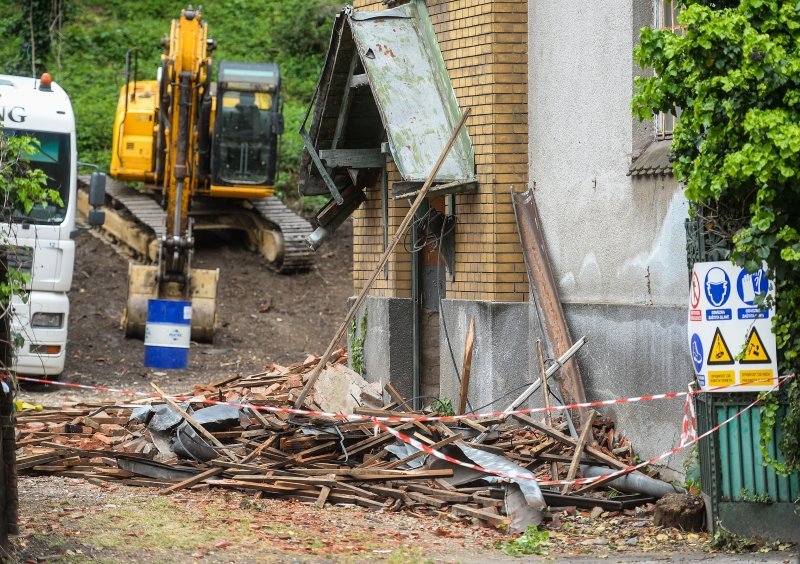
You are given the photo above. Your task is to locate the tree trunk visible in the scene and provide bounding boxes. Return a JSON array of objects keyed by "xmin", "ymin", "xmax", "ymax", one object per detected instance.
[{"xmin": 0, "ymin": 256, "xmax": 18, "ymax": 553}]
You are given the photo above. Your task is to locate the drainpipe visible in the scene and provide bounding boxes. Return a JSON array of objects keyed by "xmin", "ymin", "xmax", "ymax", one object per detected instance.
[{"xmin": 411, "ymin": 199, "xmax": 430, "ymax": 410}]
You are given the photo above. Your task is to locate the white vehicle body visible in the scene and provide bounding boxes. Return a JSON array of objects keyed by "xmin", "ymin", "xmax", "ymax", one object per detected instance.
[{"xmin": 0, "ymin": 75, "xmax": 77, "ymax": 378}]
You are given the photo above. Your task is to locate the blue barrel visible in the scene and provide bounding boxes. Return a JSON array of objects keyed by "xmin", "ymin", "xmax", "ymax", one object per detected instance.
[{"xmin": 144, "ymin": 299, "xmax": 192, "ymax": 369}]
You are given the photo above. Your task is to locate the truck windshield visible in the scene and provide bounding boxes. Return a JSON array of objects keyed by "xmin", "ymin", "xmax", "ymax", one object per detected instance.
[
  {"xmin": 2, "ymin": 130, "xmax": 70, "ymax": 225},
  {"xmin": 216, "ymin": 90, "xmax": 274, "ymax": 184}
]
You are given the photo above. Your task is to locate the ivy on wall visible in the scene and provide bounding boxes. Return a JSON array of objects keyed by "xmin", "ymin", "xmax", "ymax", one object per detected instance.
[{"xmin": 632, "ymin": 0, "xmax": 800, "ymax": 473}]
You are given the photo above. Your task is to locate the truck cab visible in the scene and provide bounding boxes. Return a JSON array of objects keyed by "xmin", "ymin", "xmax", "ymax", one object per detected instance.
[{"xmin": 0, "ymin": 74, "xmax": 78, "ymax": 379}]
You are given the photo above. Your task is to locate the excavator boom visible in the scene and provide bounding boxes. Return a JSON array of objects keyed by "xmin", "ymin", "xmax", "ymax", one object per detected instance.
[{"xmin": 107, "ymin": 6, "xmax": 312, "ymax": 342}]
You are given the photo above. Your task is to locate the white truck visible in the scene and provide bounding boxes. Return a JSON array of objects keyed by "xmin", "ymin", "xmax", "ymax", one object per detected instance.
[{"xmin": 0, "ymin": 73, "xmax": 104, "ymax": 380}]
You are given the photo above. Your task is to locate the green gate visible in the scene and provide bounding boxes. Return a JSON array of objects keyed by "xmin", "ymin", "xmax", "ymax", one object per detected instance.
[{"xmin": 696, "ymin": 393, "xmax": 800, "ymax": 541}]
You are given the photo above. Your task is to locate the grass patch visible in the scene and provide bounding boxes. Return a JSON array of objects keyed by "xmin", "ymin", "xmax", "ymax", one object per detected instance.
[{"xmin": 77, "ymin": 496, "xmax": 257, "ymax": 554}]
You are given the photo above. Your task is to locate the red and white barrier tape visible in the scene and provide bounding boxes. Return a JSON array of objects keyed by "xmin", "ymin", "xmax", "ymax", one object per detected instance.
[
  {"xmin": 377, "ymin": 378, "xmax": 783, "ymax": 487},
  {"xmin": 12, "ymin": 374, "xmax": 795, "ymax": 425},
  {"xmin": 679, "ymin": 383, "xmax": 698, "ymax": 447},
  {"xmin": 11, "ymin": 373, "xmax": 794, "ymax": 487}
]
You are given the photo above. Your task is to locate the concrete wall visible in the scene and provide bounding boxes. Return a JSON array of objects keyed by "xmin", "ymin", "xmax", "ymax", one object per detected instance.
[
  {"xmin": 349, "ymin": 296, "xmax": 414, "ymax": 401},
  {"xmin": 438, "ymin": 299, "xmax": 547, "ymax": 414},
  {"xmin": 528, "ymin": 1, "xmax": 691, "ymax": 472},
  {"xmin": 529, "ymin": 0, "xmax": 688, "ymax": 307}
]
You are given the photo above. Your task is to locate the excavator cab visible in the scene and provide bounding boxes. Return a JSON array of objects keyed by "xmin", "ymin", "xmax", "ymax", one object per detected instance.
[{"xmin": 210, "ymin": 61, "xmax": 283, "ymax": 198}]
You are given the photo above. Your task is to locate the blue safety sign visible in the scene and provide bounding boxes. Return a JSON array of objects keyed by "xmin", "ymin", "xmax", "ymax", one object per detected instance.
[
  {"xmin": 690, "ymin": 333, "xmax": 704, "ymax": 374},
  {"xmin": 704, "ymin": 267, "xmax": 731, "ymax": 307}
]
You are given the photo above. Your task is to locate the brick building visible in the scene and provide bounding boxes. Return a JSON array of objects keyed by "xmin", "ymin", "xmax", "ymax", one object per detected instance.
[{"xmin": 301, "ymin": 0, "xmax": 689, "ymax": 472}]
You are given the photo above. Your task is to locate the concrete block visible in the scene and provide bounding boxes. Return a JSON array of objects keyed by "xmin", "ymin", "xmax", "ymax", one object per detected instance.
[
  {"xmin": 347, "ymin": 296, "xmax": 414, "ymax": 401},
  {"xmin": 438, "ymin": 299, "xmax": 548, "ymax": 414}
]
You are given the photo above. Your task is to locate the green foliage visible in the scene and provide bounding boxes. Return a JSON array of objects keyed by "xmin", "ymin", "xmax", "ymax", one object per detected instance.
[
  {"xmin": 0, "ymin": 126, "xmax": 58, "ymax": 370},
  {"xmin": 348, "ymin": 309, "xmax": 367, "ymax": 377},
  {"xmin": 738, "ymin": 487, "xmax": 773, "ymax": 503},
  {"xmin": 683, "ymin": 445, "xmax": 702, "ymax": 494},
  {"xmin": 496, "ymin": 526, "xmax": 550, "ymax": 557},
  {"xmin": 710, "ymin": 523, "xmax": 782, "ymax": 552},
  {"xmin": 632, "ymin": 0, "xmax": 800, "ymax": 474},
  {"xmin": 0, "ymin": 0, "xmax": 341, "ymax": 193},
  {"xmin": 430, "ymin": 398, "xmax": 454, "ymax": 417}
]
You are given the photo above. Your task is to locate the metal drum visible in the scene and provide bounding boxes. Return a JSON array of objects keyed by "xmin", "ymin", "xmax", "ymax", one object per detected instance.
[{"xmin": 144, "ymin": 299, "xmax": 192, "ymax": 369}]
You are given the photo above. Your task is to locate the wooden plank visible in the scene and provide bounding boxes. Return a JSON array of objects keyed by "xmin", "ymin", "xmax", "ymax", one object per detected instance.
[
  {"xmin": 150, "ymin": 383, "xmax": 240, "ymax": 462},
  {"xmin": 384, "ymin": 383, "xmax": 411, "ymax": 411},
  {"xmin": 451, "ymin": 504, "xmax": 510, "ymax": 527},
  {"xmin": 316, "ymin": 486, "xmax": 331, "ymax": 508},
  {"xmin": 406, "ymin": 491, "xmax": 446, "ymax": 508},
  {"xmin": 158, "ymin": 467, "xmax": 223, "ymax": 495},
  {"xmin": 460, "ymin": 418, "xmax": 487, "ymax": 434},
  {"xmin": 293, "ymin": 109, "xmax": 472, "ymax": 411},
  {"xmin": 392, "ymin": 179, "xmax": 478, "ymax": 200},
  {"xmin": 406, "ymin": 484, "xmax": 471, "ymax": 503},
  {"xmin": 458, "ymin": 318, "xmax": 475, "ymax": 416},
  {"xmin": 512, "ymin": 187, "xmax": 588, "ymax": 424},
  {"xmin": 512, "ymin": 413, "xmax": 626, "ymax": 471},
  {"xmin": 319, "ymin": 148, "xmax": 384, "ymax": 169},
  {"xmin": 291, "ymin": 468, "xmax": 454, "ymax": 482},
  {"xmin": 563, "ymin": 410, "xmax": 597, "ymax": 494},
  {"xmin": 381, "ymin": 433, "xmax": 462, "ymax": 470},
  {"xmin": 241, "ymin": 434, "xmax": 278, "ymax": 464},
  {"xmin": 339, "ymin": 423, "xmax": 414, "ymax": 458}
]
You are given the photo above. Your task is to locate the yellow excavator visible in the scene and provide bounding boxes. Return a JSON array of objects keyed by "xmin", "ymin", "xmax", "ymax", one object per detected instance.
[{"xmin": 109, "ymin": 6, "xmax": 313, "ymax": 342}]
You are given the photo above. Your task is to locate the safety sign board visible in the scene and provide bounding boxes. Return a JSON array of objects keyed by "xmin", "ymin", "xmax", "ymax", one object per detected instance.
[{"xmin": 687, "ymin": 261, "xmax": 777, "ymax": 392}]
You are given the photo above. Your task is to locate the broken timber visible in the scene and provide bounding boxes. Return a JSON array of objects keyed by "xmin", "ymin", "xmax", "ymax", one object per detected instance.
[
  {"xmin": 293, "ymin": 108, "xmax": 472, "ymax": 411},
  {"xmin": 512, "ymin": 186, "xmax": 588, "ymax": 425}
]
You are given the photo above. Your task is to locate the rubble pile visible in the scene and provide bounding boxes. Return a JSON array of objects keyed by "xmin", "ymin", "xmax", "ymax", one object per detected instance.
[{"xmin": 15, "ymin": 352, "xmax": 679, "ymax": 531}]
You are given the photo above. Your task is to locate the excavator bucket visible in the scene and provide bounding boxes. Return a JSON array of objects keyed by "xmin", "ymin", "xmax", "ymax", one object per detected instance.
[{"xmin": 122, "ymin": 263, "xmax": 219, "ymax": 343}]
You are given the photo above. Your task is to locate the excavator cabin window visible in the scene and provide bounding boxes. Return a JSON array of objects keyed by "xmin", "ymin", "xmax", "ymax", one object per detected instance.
[{"xmin": 216, "ymin": 90, "xmax": 274, "ymax": 185}]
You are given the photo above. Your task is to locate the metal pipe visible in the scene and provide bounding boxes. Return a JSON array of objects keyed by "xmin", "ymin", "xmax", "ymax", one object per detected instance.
[
  {"xmin": 580, "ymin": 465, "xmax": 684, "ymax": 498},
  {"xmin": 411, "ymin": 204, "xmax": 423, "ymax": 410},
  {"xmin": 504, "ymin": 336, "xmax": 587, "ymax": 415},
  {"xmin": 472, "ymin": 337, "xmax": 587, "ymax": 444}
]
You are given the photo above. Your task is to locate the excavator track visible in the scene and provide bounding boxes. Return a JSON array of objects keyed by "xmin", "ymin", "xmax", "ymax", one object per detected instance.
[
  {"xmin": 248, "ymin": 196, "xmax": 314, "ymax": 273},
  {"xmin": 80, "ymin": 178, "xmax": 314, "ymax": 273},
  {"xmin": 105, "ymin": 179, "xmax": 166, "ymax": 238}
]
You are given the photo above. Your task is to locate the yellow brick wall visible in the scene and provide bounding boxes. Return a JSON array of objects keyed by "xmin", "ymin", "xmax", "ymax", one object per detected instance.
[{"xmin": 351, "ymin": 0, "xmax": 528, "ymax": 302}]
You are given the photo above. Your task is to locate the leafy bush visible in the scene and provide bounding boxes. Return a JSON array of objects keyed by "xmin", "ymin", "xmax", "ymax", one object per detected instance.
[
  {"xmin": 633, "ymin": 0, "xmax": 800, "ymax": 474},
  {"xmin": 0, "ymin": 0, "xmax": 341, "ymax": 192}
]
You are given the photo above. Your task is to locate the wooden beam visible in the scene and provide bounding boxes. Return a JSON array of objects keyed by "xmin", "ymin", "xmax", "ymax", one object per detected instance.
[
  {"xmin": 319, "ymin": 148, "xmax": 384, "ymax": 169},
  {"xmin": 381, "ymin": 433, "xmax": 462, "ymax": 470},
  {"xmin": 512, "ymin": 413, "xmax": 627, "ymax": 471},
  {"xmin": 293, "ymin": 108, "xmax": 472, "ymax": 411},
  {"xmin": 392, "ymin": 178, "xmax": 478, "ymax": 200},
  {"xmin": 562, "ymin": 410, "xmax": 596, "ymax": 494},
  {"xmin": 457, "ymin": 318, "xmax": 475, "ymax": 415},
  {"xmin": 512, "ymin": 187, "xmax": 588, "ymax": 424},
  {"xmin": 331, "ymin": 53, "xmax": 359, "ymax": 150},
  {"xmin": 158, "ymin": 467, "xmax": 223, "ymax": 495}
]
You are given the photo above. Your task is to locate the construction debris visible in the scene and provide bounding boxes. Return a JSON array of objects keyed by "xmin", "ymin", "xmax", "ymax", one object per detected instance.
[{"xmin": 15, "ymin": 352, "xmax": 679, "ymax": 533}]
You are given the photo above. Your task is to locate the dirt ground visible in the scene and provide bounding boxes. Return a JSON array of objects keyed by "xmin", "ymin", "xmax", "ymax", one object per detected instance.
[
  {"xmin": 12, "ymin": 218, "xmax": 799, "ymax": 563},
  {"xmin": 21, "ymin": 219, "xmax": 355, "ymax": 402}
]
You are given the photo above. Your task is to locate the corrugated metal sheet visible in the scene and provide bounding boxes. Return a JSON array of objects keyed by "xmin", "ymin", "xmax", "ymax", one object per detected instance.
[
  {"xmin": 716, "ymin": 402, "xmax": 800, "ymax": 503},
  {"xmin": 299, "ymin": 0, "xmax": 474, "ymax": 196},
  {"xmin": 348, "ymin": 1, "xmax": 474, "ymax": 182}
]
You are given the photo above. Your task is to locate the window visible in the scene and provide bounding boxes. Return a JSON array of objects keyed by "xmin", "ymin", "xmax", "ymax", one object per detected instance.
[
  {"xmin": 655, "ymin": 1, "xmax": 683, "ymax": 139},
  {"xmin": 2, "ymin": 130, "xmax": 70, "ymax": 224}
]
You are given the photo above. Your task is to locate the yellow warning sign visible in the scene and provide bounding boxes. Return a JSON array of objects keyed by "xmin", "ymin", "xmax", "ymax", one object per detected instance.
[
  {"xmin": 708, "ymin": 370, "xmax": 735, "ymax": 387},
  {"xmin": 740, "ymin": 369, "xmax": 775, "ymax": 387},
  {"xmin": 740, "ymin": 327, "xmax": 772, "ymax": 364},
  {"xmin": 707, "ymin": 328, "xmax": 734, "ymax": 365}
]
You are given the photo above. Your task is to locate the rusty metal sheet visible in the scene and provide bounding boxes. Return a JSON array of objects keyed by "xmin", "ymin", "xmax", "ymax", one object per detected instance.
[
  {"xmin": 348, "ymin": 1, "xmax": 475, "ymax": 183},
  {"xmin": 512, "ymin": 187, "xmax": 588, "ymax": 426}
]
